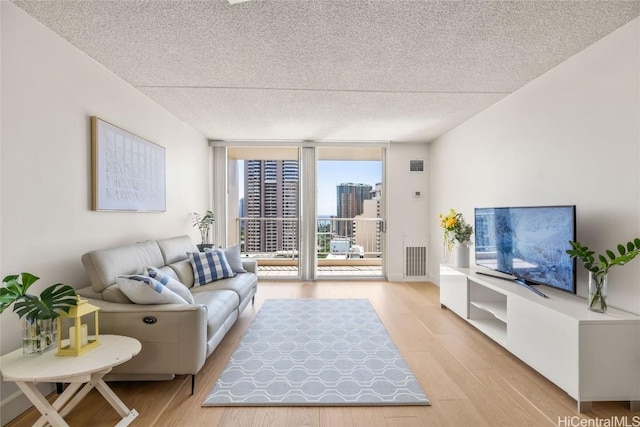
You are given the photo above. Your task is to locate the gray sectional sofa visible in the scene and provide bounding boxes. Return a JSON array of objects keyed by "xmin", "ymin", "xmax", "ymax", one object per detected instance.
[{"xmin": 76, "ymin": 235, "xmax": 257, "ymax": 392}]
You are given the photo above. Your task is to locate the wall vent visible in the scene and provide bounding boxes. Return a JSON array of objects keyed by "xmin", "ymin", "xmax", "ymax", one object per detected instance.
[
  {"xmin": 405, "ymin": 246, "xmax": 427, "ymax": 277},
  {"xmin": 409, "ymin": 160, "xmax": 424, "ymax": 172}
]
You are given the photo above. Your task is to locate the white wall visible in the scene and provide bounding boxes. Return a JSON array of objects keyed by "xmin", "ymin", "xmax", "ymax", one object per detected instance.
[
  {"xmin": 429, "ymin": 18, "xmax": 640, "ymax": 314},
  {"xmin": 386, "ymin": 143, "xmax": 430, "ymax": 281},
  {"xmin": 0, "ymin": 3, "xmax": 210, "ymax": 422}
]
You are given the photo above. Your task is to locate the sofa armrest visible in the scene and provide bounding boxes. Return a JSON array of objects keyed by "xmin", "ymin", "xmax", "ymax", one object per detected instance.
[
  {"xmin": 242, "ymin": 258, "xmax": 258, "ymax": 274},
  {"xmin": 88, "ymin": 299, "xmax": 208, "ymax": 376}
]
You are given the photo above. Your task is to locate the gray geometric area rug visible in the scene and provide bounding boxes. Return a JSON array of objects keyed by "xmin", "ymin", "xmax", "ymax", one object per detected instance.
[{"xmin": 203, "ymin": 299, "xmax": 430, "ymax": 406}]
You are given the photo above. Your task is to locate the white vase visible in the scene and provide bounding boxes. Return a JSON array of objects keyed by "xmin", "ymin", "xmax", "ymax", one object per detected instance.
[{"xmin": 454, "ymin": 244, "xmax": 470, "ymax": 268}]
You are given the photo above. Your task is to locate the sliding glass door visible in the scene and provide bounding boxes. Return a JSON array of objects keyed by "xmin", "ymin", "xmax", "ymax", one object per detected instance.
[{"xmin": 316, "ymin": 147, "xmax": 384, "ymax": 279}]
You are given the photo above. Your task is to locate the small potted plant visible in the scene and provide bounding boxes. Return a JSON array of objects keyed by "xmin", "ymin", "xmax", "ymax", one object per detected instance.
[
  {"xmin": 192, "ymin": 210, "xmax": 215, "ymax": 251},
  {"xmin": 0, "ymin": 272, "xmax": 77, "ymax": 353},
  {"xmin": 566, "ymin": 238, "xmax": 640, "ymax": 313}
]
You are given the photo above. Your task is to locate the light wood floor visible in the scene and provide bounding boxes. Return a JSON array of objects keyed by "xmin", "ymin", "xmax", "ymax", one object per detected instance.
[{"xmin": 7, "ymin": 280, "xmax": 635, "ymax": 426}]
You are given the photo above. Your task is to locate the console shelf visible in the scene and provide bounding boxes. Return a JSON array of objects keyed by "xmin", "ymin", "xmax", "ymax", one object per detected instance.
[
  {"xmin": 439, "ymin": 265, "xmax": 640, "ymax": 413},
  {"xmin": 469, "ymin": 301, "xmax": 507, "ymax": 322}
]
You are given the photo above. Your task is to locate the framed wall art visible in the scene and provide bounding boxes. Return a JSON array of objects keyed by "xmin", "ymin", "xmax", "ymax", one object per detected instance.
[{"xmin": 91, "ymin": 117, "xmax": 166, "ymax": 212}]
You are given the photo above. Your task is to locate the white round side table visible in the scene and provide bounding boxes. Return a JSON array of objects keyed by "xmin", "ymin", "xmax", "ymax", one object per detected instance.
[{"xmin": 1, "ymin": 334, "xmax": 141, "ymax": 427}]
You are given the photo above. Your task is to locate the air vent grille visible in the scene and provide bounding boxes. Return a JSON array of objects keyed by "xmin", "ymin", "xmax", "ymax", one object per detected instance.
[
  {"xmin": 409, "ymin": 160, "xmax": 424, "ymax": 172},
  {"xmin": 405, "ymin": 246, "xmax": 427, "ymax": 277}
]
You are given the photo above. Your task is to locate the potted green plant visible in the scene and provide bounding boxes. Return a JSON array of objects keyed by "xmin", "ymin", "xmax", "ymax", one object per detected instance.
[
  {"xmin": 566, "ymin": 238, "xmax": 640, "ymax": 313},
  {"xmin": 0, "ymin": 272, "xmax": 77, "ymax": 353},
  {"xmin": 192, "ymin": 210, "xmax": 215, "ymax": 251}
]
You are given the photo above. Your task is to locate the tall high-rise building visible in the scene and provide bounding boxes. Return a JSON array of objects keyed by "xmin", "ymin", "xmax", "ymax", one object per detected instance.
[
  {"xmin": 244, "ymin": 160, "xmax": 299, "ymax": 253},
  {"xmin": 354, "ymin": 182, "xmax": 382, "ymax": 255},
  {"xmin": 336, "ymin": 183, "xmax": 372, "ymax": 236}
]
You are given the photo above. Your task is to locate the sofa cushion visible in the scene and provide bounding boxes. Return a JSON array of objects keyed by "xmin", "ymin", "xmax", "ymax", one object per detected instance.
[
  {"xmin": 167, "ymin": 259, "xmax": 196, "ymax": 288},
  {"xmin": 76, "ymin": 284, "xmax": 133, "ymax": 304},
  {"xmin": 101, "ymin": 284, "xmax": 134, "ymax": 303},
  {"xmin": 82, "ymin": 240, "xmax": 165, "ymax": 293},
  {"xmin": 192, "ymin": 290, "xmax": 240, "ymax": 339},
  {"xmin": 116, "ymin": 275, "xmax": 189, "ymax": 305},
  {"xmin": 241, "ymin": 259, "xmax": 258, "ymax": 274},
  {"xmin": 191, "ymin": 271, "xmax": 257, "ymax": 302},
  {"xmin": 156, "ymin": 235, "xmax": 199, "ymax": 265},
  {"xmin": 188, "ymin": 250, "xmax": 235, "ymax": 286},
  {"xmin": 147, "ymin": 266, "xmax": 194, "ymax": 304}
]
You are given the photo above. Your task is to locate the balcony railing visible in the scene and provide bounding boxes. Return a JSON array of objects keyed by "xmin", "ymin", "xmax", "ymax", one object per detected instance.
[
  {"xmin": 235, "ymin": 217, "xmax": 383, "ymax": 263},
  {"xmin": 316, "ymin": 217, "xmax": 382, "ymax": 259}
]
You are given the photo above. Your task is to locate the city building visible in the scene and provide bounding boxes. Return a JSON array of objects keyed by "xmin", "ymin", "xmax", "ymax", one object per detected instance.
[
  {"xmin": 244, "ymin": 160, "xmax": 299, "ymax": 253},
  {"xmin": 335, "ymin": 183, "xmax": 372, "ymax": 236},
  {"xmin": 354, "ymin": 183, "xmax": 382, "ymax": 256}
]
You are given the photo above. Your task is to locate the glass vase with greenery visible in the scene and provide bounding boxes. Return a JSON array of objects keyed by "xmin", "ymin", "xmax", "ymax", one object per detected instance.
[
  {"xmin": 566, "ymin": 238, "xmax": 640, "ymax": 313},
  {"xmin": 0, "ymin": 272, "xmax": 77, "ymax": 353}
]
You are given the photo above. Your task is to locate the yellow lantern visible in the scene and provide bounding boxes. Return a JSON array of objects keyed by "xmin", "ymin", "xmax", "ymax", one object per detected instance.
[{"xmin": 56, "ymin": 297, "xmax": 100, "ymax": 356}]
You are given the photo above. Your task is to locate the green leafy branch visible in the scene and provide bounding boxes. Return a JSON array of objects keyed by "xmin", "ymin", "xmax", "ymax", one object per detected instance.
[
  {"xmin": 0, "ymin": 273, "xmax": 77, "ymax": 321},
  {"xmin": 566, "ymin": 238, "xmax": 640, "ymax": 277}
]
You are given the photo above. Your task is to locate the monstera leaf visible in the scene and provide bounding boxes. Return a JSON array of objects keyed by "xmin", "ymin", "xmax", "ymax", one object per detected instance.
[
  {"xmin": 14, "ymin": 284, "xmax": 78, "ymax": 321},
  {"xmin": 0, "ymin": 273, "xmax": 39, "ymax": 314},
  {"xmin": 1, "ymin": 273, "xmax": 77, "ymax": 321}
]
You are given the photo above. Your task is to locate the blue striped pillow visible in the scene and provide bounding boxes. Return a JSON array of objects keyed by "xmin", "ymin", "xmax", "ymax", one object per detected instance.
[
  {"xmin": 147, "ymin": 266, "xmax": 195, "ymax": 304},
  {"xmin": 116, "ymin": 275, "xmax": 188, "ymax": 304},
  {"xmin": 188, "ymin": 249, "xmax": 235, "ymax": 286}
]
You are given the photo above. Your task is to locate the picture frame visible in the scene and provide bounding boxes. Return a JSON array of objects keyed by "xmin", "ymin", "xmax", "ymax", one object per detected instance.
[{"xmin": 91, "ymin": 117, "xmax": 166, "ymax": 212}]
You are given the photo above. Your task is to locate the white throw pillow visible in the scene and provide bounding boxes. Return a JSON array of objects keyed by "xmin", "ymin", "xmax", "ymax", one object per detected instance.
[
  {"xmin": 146, "ymin": 266, "xmax": 195, "ymax": 304},
  {"xmin": 116, "ymin": 275, "xmax": 188, "ymax": 305},
  {"xmin": 206, "ymin": 245, "xmax": 246, "ymax": 274}
]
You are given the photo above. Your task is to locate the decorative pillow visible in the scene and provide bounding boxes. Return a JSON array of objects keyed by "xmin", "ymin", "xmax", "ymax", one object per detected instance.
[
  {"xmin": 146, "ymin": 266, "xmax": 194, "ymax": 304},
  {"xmin": 188, "ymin": 249, "xmax": 235, "ymax": 286},
  {"xmin": 116, "ymin": 275, "xmax": 188, "ymax": 305},
  {"xmin": 206, "ymin": 245, "xmax": 246, "ymax": 274}
]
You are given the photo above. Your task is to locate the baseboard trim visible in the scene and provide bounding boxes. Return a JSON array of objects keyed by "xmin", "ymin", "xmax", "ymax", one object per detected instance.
[
  {"xmin": 429, "ymin": 273, "xmax": 440, "ymax": 286},
  {"xmin": 388, "ymin": 274, "xmax": 430, "ymax": 282}
]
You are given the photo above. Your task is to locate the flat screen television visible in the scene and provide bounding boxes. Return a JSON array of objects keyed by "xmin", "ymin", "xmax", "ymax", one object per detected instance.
[{"xmin": 474, "ymin": 205, "xmax": 576, "ymax": 294}]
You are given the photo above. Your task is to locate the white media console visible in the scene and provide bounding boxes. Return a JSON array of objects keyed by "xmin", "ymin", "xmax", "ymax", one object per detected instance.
[{"xmin": 439, "ymin": 265, "xmax": 640, "ymax": 412}]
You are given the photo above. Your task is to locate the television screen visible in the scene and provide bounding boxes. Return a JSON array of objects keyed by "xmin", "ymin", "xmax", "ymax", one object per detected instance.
[{"xmin": 474, "ymin": 205, "xmax": 576, "ymax": 293}]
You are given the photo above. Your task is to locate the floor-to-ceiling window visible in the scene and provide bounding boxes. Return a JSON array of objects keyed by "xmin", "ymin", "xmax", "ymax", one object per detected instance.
[
  {"xmin": 223, "ymin": 143, "xmax": 386, "ymax": 280},
  {"xmin": 227, "ymin": 146, "xmax": 301, "ymax": 278}
]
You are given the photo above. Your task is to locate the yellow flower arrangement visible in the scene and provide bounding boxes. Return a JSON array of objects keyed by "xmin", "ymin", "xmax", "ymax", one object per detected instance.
[{"xmin": 439, "ymin": 208, "xmax": 473, "ymax": 259}]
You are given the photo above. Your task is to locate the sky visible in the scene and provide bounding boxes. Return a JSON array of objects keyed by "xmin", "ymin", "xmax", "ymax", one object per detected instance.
[{"xmin": 317, "ymin": 161, "xmax": 382, "ymax": 216}]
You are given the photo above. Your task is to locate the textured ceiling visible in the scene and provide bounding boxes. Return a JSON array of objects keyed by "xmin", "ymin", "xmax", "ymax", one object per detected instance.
[{"xmin": 12, "ymin": 0, "xmax": 640, "ymax": 143}]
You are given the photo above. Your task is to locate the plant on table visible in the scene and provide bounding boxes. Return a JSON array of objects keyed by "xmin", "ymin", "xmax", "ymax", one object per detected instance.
[
  {"xmin": 566, "ymin": 238, "xmax": 640, "ymax": 313},
  {"xmin": 192, "ymin": 210, "xmax": 215, "ymax": 248},
  {"xmin": 0, "ymin": 272, "xmax": 77, "ymax": 352},
  {"xmin": 0, "ymin": 273, "xmax": 77, "ymax": 320}
]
